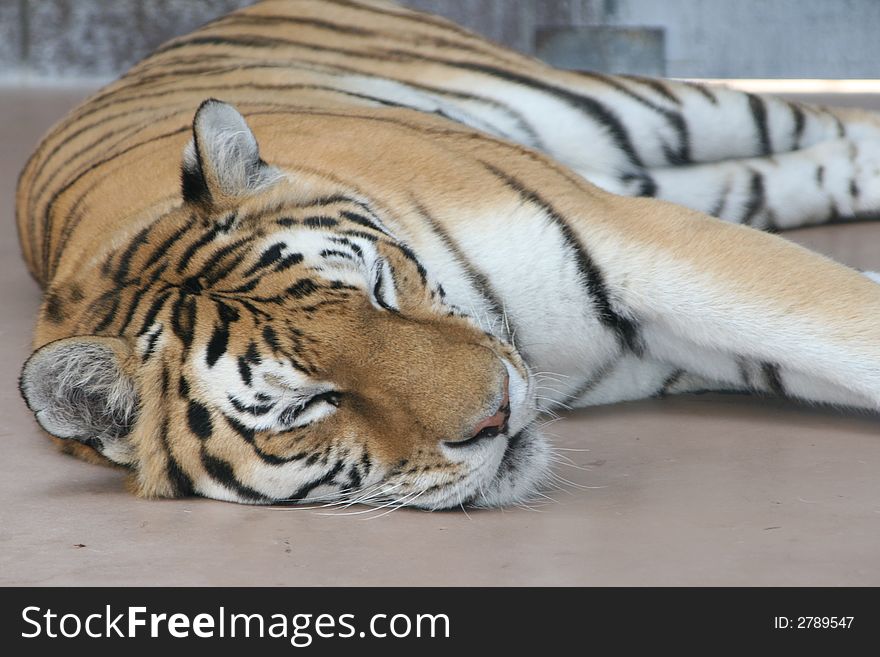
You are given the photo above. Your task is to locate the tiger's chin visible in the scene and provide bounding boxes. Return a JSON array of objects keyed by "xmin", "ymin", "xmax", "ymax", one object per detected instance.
[
  {"xmin": 415, "ymin": 426, "xmax": 554, "ymax": 511},
  {"xmin": 469, "ymin": 427, "xmax": 553, "ymax": 509}
]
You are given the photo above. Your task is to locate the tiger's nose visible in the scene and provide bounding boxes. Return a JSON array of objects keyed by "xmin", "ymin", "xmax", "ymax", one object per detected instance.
[
  {"xmin": 445, "ymin": 376, "xmax": 510, "ymax": 448},
  {"xmin": 470, "ymin": 389, "xmax": 509, "ymax": 437}
]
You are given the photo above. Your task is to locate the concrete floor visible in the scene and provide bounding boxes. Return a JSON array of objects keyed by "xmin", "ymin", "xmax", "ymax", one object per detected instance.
[{"xmin": 1, "ymin": 88, "xmax": 879, "ymax": 586}]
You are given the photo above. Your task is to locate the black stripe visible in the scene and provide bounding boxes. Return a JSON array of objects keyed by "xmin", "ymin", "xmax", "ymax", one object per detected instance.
[
  {"xmin": 298, "ymin": 194, "xmax": 359, "ymax": 208},
  {"xmin": 829, "ymin": 198, "xmax": 842, "ymax": 222},
  {"xmin": 762, "ymin": 362, "xmax": 786, "ymax": 397},
  {"xmin": 740, "ymin": 170, "xmax": 766, "ymax": 226},
  {"xmin": 570, "ymin": 358, "xmax": 619, "ymax": 403},
  {"xmin": 117, "ymin": 270, "xmax": 166, "ymax": 336},
  {"xmin": 709, "ymin": 180, "xmax": 730, "ymax": 218},
  {"xmin": 205, "ymin": 324, "xmax": 230, "ymax": 367},
  {"xmin": 304, "ymin": 215, "xmax": 340, "ymax": 228},
  {"xmin": 262, "ymin": 325, "xmax": 281, "ymax": 353},
  {"xmin": 320, "ymin": 248, "xmax": 355, "ymax": 261},
  {"xmin": 360, "ymin": 452, "xmax": 372, "ymax": 477},
  {"xmin": 764, "ymin": 209, "xmax": 780, "ymax": 234},
  {"xmin": 113, "ymin": 225, "xmax": 152, "ymax": 284},
  {"xmin": 339, "ymin": 210, "xmax": 387, "ymax": 235},
  {"xmin": 581, "ymin": 72, "xmax": 690, "ymax": 165},
  {"xmin": 92, "ymin": 290, "xmax": 121, "ymax": 333},
  {"xmin": 187, "ymin": 400, "xmax": 213, "ymax": 440},
  {"xmin": 160, "ymin": 364, "xmax": 170, "ymax": 397},
  {"xmin": 181, "ymin": 119, "xmax": 211, "ymax": 207},
  {"xmin": 170, "ymin": 293, "xmax": 197, "ymax": 349},
  {"xmin": 371, "ymin": 269, "xmax": 395, "ymax": 313},
  {"xmin": 43, "ymin": 291, "xmax": 64, "ymax": 324},
  {"xmin": 392, "ymin": 242, "xmax": 428, "ymax": 284},
  {"xmin": 330, "ymin": 237, "xmax": 364, "ymax": 260},
  {"xmin": 266, "ymin": 251, "xmax": 304, "ymax": 273},
  {"xmin": 340, "ymin": 229, "xmax": 379, "ymax": 243},
  {"xmin": 737, "ymin": 358, "xmax": 751, "ymax": 388},
  {"xmin": 286, "ymin": 460, "xmax": 346, "ymax": 502},
  {"xmin": 228, "ymin": 395, "xmax": 275, "ymax": 416},
  {"xmin": 281, "ymin": 391, "xmax": 340, "ymax": 426},
  {"xmin": 237, "ymin": 356, "xmax": 253, "ymax": 386},
  {"xmin": 176, "ymin": 224, "xmax": 224, "ymax": 273},
  {"xmin": 347, "ymin": 465, "xmax": 362, "ymax": 491},
  {"xmin": 747, "ymin": 93, "xmax": 772, "ymax": 156},
  {"xmin": 243, "ymin": 242, "xmax": 285, "ymax": 277},
  {"xmin": 412, "ymin": 201, "xmax": 511, "ymax": 341},
  {"xmin": 621, "ymin": 75, "xmax": 681, "ymax": 105},
  {"xmin": 153, "ymin": 34, "xmax": 298, "ymax": 57},
  {"xmin": 140, "ymin": 216, "xmax": 197, "ymax": 271},
  {"xmin": 142, "ymin": 325, "xmax": 163, "ymax": 362},
  {"xmin": 158, "ymin": 417, "xmax": 195, "ymax": 497},
  {"xmin": 220, "ymin": 278, "xmax": 261, "ymax": 295},
  {"xmin": 287, "ymin": 279, "xmax": 319, "ymax": 299},
  {"xmin": 137, "ymin": 289, "xmax": 172, "ymax": 336},
  {"xmin": 301, "ymin": 299, "xmax": 349, "ymax": 313},
  {"xmin": 657, "ymin": 368, "xmax": 685, "ymax": 397},
  {"xmin": 224, "ymin": 416, "xmax": 304, "ymax": 466},
  {"xmin": 258, "ymin": 325, "xmax": 312, "ymax": 375},
  {"xmin": 244, "ymin": 341, "xmax": 262, "ymax": 365},
  {"xmin": 194, "ymin": 236, "xmax": 252, "ymax": 282},
  {"xmin": 789, "ymin": 102, "xmax": 806, "ymax": 149},
  {"xmin": 200, "ymin": 451, "xmax": 267, "ymax": 502},
  {"xmin": 244, "ymin": 341, "xmax": 261, "ymax": 364},
  {"xmin": 680, "ymin": 80, "xmax": 718, "ymax": 104},
  {"xmin": 215, "ymin": 300, "xmax": 240, "ymax": 324},
  {"xmin": 482, "ymin": 163, "xmax": 642, "ymax": 353}
]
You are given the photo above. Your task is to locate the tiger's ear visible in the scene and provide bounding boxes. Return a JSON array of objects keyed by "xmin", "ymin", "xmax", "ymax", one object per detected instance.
[
  {"xmin": 19, "ymin": 336, "xmax": 139, "ymax": 465},
  {"xmin": 181, "ymin": 98, "xmax": 281, "ymax": 209}
]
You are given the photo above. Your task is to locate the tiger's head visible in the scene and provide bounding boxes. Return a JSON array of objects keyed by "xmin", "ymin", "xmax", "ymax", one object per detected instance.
[{"xmin": 19, "ymin": 100, "xmax": 551, "ymax": 510}]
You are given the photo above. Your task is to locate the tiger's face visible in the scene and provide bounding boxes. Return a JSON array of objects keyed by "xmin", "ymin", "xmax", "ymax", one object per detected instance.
[{"xmin": 20, "ymin": 100, "xmax": 550, "ymax": 509}]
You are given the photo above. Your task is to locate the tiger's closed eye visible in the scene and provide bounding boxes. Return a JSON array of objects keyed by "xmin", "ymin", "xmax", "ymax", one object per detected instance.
[{"xmin": 277, "ymin": 391, "xmax": 342, "ymax": 429}]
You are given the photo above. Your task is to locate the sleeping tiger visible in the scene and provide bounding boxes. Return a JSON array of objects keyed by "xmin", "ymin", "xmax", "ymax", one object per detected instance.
[{"xmin": 16, "ymin": 0, "xmax": 880, "ymax": 509}]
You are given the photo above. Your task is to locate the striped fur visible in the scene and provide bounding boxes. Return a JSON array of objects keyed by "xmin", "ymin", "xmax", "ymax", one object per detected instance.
[{"xmin": 16, "ymin": 0, "xmax": 880, "ymax": 508}]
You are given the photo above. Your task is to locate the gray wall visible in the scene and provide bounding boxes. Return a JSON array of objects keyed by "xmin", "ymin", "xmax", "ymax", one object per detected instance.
[
  {"xmin": 1, "ymin": 0, "xmax": 879, "ymax": 82},
  {"xmin": 601, "ymin": 0, "xmax": 880, "ymax": 78}
]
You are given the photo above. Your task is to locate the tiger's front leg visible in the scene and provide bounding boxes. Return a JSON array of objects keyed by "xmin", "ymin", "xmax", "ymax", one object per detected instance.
[{"xmin": 555, "ymin": 192, "xmax": 880, "ymax": 412}]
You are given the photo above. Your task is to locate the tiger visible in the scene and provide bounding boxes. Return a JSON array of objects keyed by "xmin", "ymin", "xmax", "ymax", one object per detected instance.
[{"xmin": 15, "ymin": 0, "xmax": 880, "ymax": 510}]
